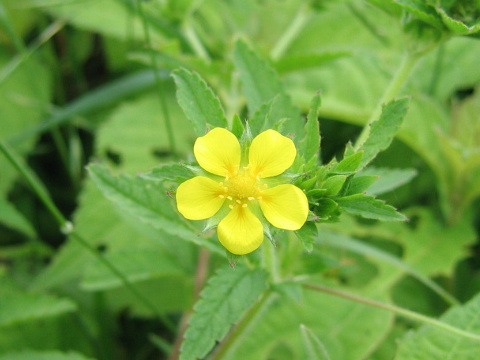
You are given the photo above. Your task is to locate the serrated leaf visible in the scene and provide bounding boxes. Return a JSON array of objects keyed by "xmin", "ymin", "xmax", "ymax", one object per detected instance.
[
  {"xmin": 0, "ymin": 351, "xmax": 96, "ymax": 360},
  {"xmin": 394, "ymin": 0, "xmax": 444, "ymax": 29},
  {"xmin": 180, "ymin": 265, "xmax": 268, "ymax": 360},
  {"xmin": 436, "ymin": 7, "xmax": 480, "ymax": 35},
  {"xmin": 362, "ymin": 167, "xmax": 417, "ymax": 196},
  {"xmin": 233, "ymin": 39, "xmax": 284, "ymax": 115},
  {"xmin": 0, "ymin": 293, "xmax": 76, "ymax": 327},
  {"xmin": 172, "ymin": 68, "xmax": 227, "ymax": 136},
  {"xmin": 87, "ymin": 164, "xmax": 223, "ymax": 254},
  {"xmin": 295, "ymin": 222, "xmax": 318, "ymax": 252},
  {"xmin": 395, "ymin": 292, "xmax": 480, "ymax": 360},
  {"xmin": 302, "ymin": 93, "xmax": 321, "ymax": 164},
  {"xmin": 141, "ymin": 163, "xmax": 195, "ymax": 184},
  {"xmin": 249, "ymin": 99, "xmax": 273, "ymax": 136},
  {"xmin": 334, "ymin": 152, "xmax": 364, "ymax": 174},
  {"xmin": 232, "ymin": 39, "xmax": 304, "ymax": 139},
  {"xmin": 342, "ymin": 175, "xmax": 379, "ymax": 196},
  {"xmin": 360, "ymin": 97, "xmax": 409, "ymax": 168},
  {"xmin": 323, "ymin": 175, "xmax": 347, "ymax": 196},
  {"xmin": 300, "ymin": 324, "xmax": 331, "ymax": 360},
  {"xmin": 336, "ymin": 194, "xmax": 406, "ymax": 221},
  {"xmin": 81, "ymin": 248, "xmax": 184, "ymax": 291}
]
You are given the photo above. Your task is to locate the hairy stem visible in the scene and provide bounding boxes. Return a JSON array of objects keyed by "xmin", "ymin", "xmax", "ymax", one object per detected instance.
[
  {"xmin": 270, "ymin": 4, "xmax": 312, "ymax": 61},
  {"xmin": 210, "ymin": 291, "xmax": 276, "ymax": 360},
  {"xmin": 354, "ymin": 51, "xmax": 419, "ymax": 149}
]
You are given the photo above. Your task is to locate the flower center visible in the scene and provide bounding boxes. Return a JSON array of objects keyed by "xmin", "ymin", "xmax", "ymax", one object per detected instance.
[{"xmin": 226, "ymin": 172, "xmax": 259, "ymax": 200}]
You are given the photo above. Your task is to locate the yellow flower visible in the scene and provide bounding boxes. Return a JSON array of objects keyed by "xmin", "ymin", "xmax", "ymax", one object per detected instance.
[{"xmin": 176, "ymin": 128, "xmax": 309, "ymax": 255}]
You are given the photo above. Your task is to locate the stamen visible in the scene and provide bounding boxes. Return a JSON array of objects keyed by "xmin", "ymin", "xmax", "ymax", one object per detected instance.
[
  {"xmin": 228, "ymin": 205, "xmax": 234, "ymax": 209},
  {"xmin": 236, "ymin": 200, "xmax": 242, "ymax": 204},
  {"xmin": 219, "ymin": 195, "xmax": 225, "ymax": 199},
  {"xmin": 257, "ymin": 196, "xmax": 263, "ymax": 200},
  {"xmin": 242, "ymin": 203, "xmax": 248, "ymax": 208},
  {"xmin": 247, "ymin": 197, "xmax": 255, "ymax": 201},
  {"xmin": 227, "ymin": 196, "xmax": 233, "ymax": 200}
]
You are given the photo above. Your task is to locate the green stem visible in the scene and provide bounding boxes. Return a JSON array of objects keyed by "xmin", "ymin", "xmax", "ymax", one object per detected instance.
[
  {"xmin": 0, "ymin": 140, "xmax": 176, "ymax": 332},
  {"xmin": 354, "ymin": 51, "xmax": 419, "ymax": 150},
  {"xmin": 183, "ymin": 21, "xmax": 211, "ymax": 62},
  {"xmin": 270, "ymin": 4, "xmax": 312, "ymax": 61},
  {"xmin": 303, "ymin": 283, "xmax": 480, "ymax": 342},
  {"xmin": 210, "ymin": 291, "xmax": 276, "ymax": 360},
  {"xmin": 135, "ymin": 0, "xmax": 176, "ymax": 154}
]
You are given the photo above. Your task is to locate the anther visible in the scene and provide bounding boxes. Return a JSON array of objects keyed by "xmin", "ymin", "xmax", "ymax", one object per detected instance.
[
  {"xmin": 227, "ymin": 196, "xmax": 233, "ymax": 200},
  {"xmin": 257, "ymin": 196, "xmax": 263, "ymax": 200},
  {"xmin": 219, "ymin": 195, "xmax": 225, "ymax": 199},
  {"xmin": 248, "ymin": 197, "xmax": 255, "ymax": 201},
  {"xmin": 236, "ymin": 200, "xmax": 242, "ymax": 204},
  {"xmin": 242, "ymin": 203, "xmax": 248, "ymax": 208},
  {"xmin": 224, "ymin": 187, "xmax": 228, "ymax": 192},
  {"xmin": 228, "ymin": 205, "xmax": 234, "ymax": 209}
]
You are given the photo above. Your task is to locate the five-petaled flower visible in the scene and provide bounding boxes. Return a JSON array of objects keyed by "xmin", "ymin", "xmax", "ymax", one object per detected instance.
[{"xmin": 176, "ymin": 127, "xmax": 309, "ymax": 255}]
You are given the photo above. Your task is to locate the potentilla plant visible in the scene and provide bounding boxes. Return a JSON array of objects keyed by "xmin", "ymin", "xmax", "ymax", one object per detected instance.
[{"xmin": 87, "ymin": 42, "xmax": 431, "ymax": 360}]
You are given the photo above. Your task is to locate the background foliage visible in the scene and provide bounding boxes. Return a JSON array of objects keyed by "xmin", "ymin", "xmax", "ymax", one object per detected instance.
[{"xmin": 1, "ymin": 0, "xmax": 480, "ymax": 359}]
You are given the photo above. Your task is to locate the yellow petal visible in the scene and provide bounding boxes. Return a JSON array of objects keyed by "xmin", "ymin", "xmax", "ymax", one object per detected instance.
[
  {"xmin": 194, "ymin": 128, "xmax": 241, "ymax": 176},
  {"xmin": 176, "ymin": 176, "xmax": 225, "ymax": 220},
  {"xmin": 249, "ymin": 129, "xmax": 296, "ymax": 178},
  {"xmin": 217, "ymin": 205, "xmax": 264, "ymax": 255},
  {"xmin": 259, "ymin": 184, "xmax": 308, "ymax": 230}
]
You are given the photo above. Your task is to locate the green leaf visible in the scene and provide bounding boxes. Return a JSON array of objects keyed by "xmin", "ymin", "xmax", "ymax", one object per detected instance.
[
  {"xmin": 0, "ymin": 198, "xmax": 35, "ymax": 237},
  {"xmin": 302, "ymin": 93, "xmax": 321, "ymax": 164},
  {"xmin": 172, "ymin": 68, "xmax": 227, "ymax": 136},
  {"xmin": 342, "ymin": 175, "xmax": 379, "ymax": 196},
  {"xmin": 362, "ymin": 167, "xmax": 417, "ymax": 196},
  {"xmin": 0, "ymin": 351, "xmax": 96, "ymax": 360},
  {"xmin": 336, "ymin": 194, "xmax": 406, "ymax": 221},
  {"xmin": 249, "ymin": 99, "xmax": 273, "ymax": 136},
  {"xmin": 295, "ymin": 222, "xmax": 318, "ymax": 252},
  {"xmin": 360, "ymin": 97, "xmax": 409, "ymax": 168},
  {"xmin": 87, "ymin": 164, "xmax": 223, "ymax": 254},
  {"xmin": 272, "ymin": 282, "xmax": 303, "ymax": 303},
  {"xmin": 436, "ymin": 7, "xmax": 480, "ymax": 35},
  {"xmin": 317, "ymin": 230, "xmax": 458, "ymax": 305},
  {"xmin": 81, "ymin": 248, "xmax": 184, "ymax": 291},
  {"xmin": 334, "ymin": 152, "xmax": 364, "ymax": 174},
  {"xmin": 300, "ymin": 324, "xmax": 331, "ymax": 360},
  {"xmin": 394, "ymin": 292, "xmax": 480, "ymax": 360},
  {"xmin": 323, "ymin": 175, "xmax": 347, "ymax": 196},
  {"xmin": 275, "ymin": 52, "xmax": 348, "ymax": 74},
  {"xmin": 0, "ymin": 292, "xmax": 76, "ymax": 327},
  {"xmin": 141, "ymin": 164, "xmax": 195, "ymax": 184},
  {"xmin": 231, "ymin": 114, "xmax": 245, "ymax": 139},
  {"xmin": 394, "ymin": 0, "xmax": 444, "ymax": 29},
  {"xmin": 180, "ymin": 265, "xmax": 268, "ymax": 360},
  {"xmin": 233, "ymin": 39, "xmax": 284, "ymax": 115}
]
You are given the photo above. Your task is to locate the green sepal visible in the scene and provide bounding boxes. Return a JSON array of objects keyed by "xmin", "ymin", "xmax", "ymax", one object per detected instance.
[
  {"xmin": 231, "ymin": 114, "xmax": 245, "ymax": 139},
  {"xmin": 341, "ymin": 175, "xmax": 379, "ymax": 196},
  {"xmin": 322, "ymin": 175, "xmax": 347, "ymax": 196},
  {"xmin": 226, "ymin": 249, "xmax": 241, "ymax": 268},
  {"xmin": 295, "ymin": 222, "xmax": 318, "ymax": 252}
]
